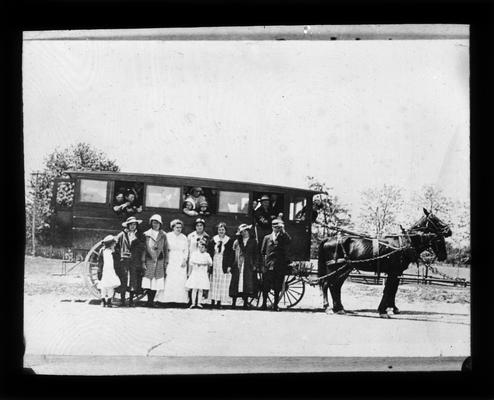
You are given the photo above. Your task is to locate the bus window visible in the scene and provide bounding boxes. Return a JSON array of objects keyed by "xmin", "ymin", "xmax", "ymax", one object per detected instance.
[
  {"xmin": 218, "ymin": 191, "xmax": 250, "ymax": 214},
  {"xmin": 289, "ymin": 196, "xmax": 307, "ymax": 221},
  {"xmin": 79, "ymin": 179, "xmax": 108, "ymax": 203},
  {"xmin": 145, "ymin": 185, "xmax": 181, "ymax": 209}
]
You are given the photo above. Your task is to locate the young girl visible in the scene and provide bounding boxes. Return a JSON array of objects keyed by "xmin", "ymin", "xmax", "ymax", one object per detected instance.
[
  {"xmin": 183, "ymin": 198, "xmax": 198, "ymax": 216},
  {"xmin": 97, "ymin": 235, "xmax": 121, "ymax": 308},
  {"xmin": 197, "ymin": 200, "xmax": 211, "ymax": 217},
  {"xmin": 185, "ymin": 239, "xmax": 212, "ymax": 308}
]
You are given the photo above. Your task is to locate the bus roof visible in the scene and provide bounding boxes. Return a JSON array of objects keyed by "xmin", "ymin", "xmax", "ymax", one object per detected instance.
[{"xmin": 66, "ymin": 170, "xmax": 322, "ymax": 195}]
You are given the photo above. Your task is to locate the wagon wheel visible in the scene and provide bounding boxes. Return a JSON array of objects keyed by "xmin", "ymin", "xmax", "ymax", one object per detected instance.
[
  {"xmin": 83, "ymin": 241, "xmax": 145, "ymax": 302},
  {"xmin": 248, "ymin": 274, "xmax": 305, "ymax": 309}
]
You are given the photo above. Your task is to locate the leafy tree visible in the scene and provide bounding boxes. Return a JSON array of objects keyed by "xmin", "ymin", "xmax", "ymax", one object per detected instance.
[
  {"xmin": 357, "ymin": 184, "xmax": 404, "ymax": 237},
  {"xmin": 306, "ymin": 176, "xmax": 352, "ymax": 258},
  {"xmin": 26, "ymin": 143, "xmax": 120, "ymax": 250}
]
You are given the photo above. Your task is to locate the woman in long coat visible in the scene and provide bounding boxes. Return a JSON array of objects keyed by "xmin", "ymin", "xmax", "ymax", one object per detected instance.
[
  {"xmin": 229, "ymin": 224, "xmax": 259, "ymax": 309},
  {"xmin": 141, "ymin": 214, "xmax": 169, "ymax": 307},
  {"xmin": 114, "ymin": 216, "xmax": 145, "ymax": 307}
]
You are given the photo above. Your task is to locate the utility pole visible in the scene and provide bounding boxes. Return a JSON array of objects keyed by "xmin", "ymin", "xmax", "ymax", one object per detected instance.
[{"xmin": 31, "ymin": 171, "xmax": 40, "ymax": 256}]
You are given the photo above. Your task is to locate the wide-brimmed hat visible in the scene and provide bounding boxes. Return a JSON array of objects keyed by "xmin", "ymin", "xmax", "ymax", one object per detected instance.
[
  {"xmin": 102, "ymin": 235, "xmax": 116, "ymax": 245},
  {"xmin": 199, "ymin": 200, "xmax": 208, "ymax": 207},
  {"xmin": 260, "ymin": 195, "xmax": 270, "ymax": 202},
  {"xmin": 236, "ymin": 223, "xmax": 252, "ymax": 235},
  {"xmin": 194, "ymin": 217, "xmax": 206, "ymax": 227},
  {"xmin": 184, "ymin": 197, "xmax": 195, "ymax": 206},
  {"xmin": 122, "ymin": 216, "xmax": 143, "ymax": 228},
  {"xmin": 271, "ymin": 218, "xmax": 284, "ymax": 227},
  {"xmin": 149, "ymin": 214, "xmax": 163, "ymax": 226},
  {"xmin": 170, "ymin": 219, "xmax": 184, "ymax": 229}
]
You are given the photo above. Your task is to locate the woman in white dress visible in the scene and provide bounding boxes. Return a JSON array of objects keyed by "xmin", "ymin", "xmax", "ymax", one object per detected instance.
[
  {"xmin": 208, "ymin": 222, "xmax": 233, "ymax": 308},
  {"xmin": 97, "ymin": 235, "xmax": 121, "ymax": 308},
  {"xmin": 156, "ymin": 219, "xmax": 189, "ymax": 305}
]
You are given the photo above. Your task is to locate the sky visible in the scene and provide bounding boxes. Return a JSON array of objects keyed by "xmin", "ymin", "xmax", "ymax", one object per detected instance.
[{"xmin": 22, "ymin": 36, "xmax": 469, "ymax": 215}]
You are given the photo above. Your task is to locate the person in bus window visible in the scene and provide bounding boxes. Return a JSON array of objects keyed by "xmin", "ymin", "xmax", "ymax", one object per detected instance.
[
  {"xmin": 122, "ymin": 189, "xmax": 143, "ymax": 218},
  {"xmin": 189, "ymin": 187, "xmax": 207, "ymax": 209},
  {"xmin": 183, "ymin": 198, "xmax": 199, "ymax": 216},
  {"xmin": 112, "ymin": 192, "xmax": 127, "ymax": 215},
  {"xmin": 197, "ymin": 200, "xmax": 211, "ymax": 217}
]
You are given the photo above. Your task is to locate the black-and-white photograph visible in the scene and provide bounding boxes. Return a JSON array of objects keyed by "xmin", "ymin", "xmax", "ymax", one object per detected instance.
[{"xmin": 22, "ymin": 25, "xmax": 470, "ymax": 375}]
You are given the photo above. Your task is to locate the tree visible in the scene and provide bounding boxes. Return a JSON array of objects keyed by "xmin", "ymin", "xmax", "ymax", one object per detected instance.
[
  {"xmin": 306, "ymin": 176, "xmax": 352, "ymax": 258},
  {"xmin": 411, "ymin": 184, "xmax": 453, "ymax": 220},
  {"xmin": 357, "ymin": 184, "xmax": 404, "ymax": 237},
  {"xmin": 26, "ymin": 143, "xmax": 120, "ymax": 250}
]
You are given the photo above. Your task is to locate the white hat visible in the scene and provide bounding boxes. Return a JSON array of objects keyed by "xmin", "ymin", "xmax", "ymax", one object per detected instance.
[
  {"xmin": 149, "ymin": 214, "xmax": 163, "ymax": 225},
  {"xmin": 236, "ymin": 223, "xmax": 252, "ymax": 235},
  {"xmin": 271, "ymin": 218, "xmax": 284, "ymax": 227},
  {"xmin": 122, "ymin": 216, "xmax": 143, "ymax": 228}
]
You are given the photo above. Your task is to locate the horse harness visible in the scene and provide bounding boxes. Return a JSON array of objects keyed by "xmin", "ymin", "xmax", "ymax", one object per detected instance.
[{"xmin": 309, "ymin": 233, "xmax": 410, "ymax": 286}]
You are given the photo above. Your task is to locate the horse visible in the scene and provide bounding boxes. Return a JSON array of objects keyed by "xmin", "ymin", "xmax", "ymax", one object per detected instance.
[{"xmin": 317, "ymin": 208, "xmax": 452, "ymax": 318}]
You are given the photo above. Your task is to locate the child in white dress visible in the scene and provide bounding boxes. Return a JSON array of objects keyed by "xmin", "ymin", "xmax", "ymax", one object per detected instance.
[
  {"xmin": 185, "ymin": 239, "xmax": 212, "ymax": 308},
  {"xmin": 97, "ymin": 235, "xmax": 121, "ymax": 308}
]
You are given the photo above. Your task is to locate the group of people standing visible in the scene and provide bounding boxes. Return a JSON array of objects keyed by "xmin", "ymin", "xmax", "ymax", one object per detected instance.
[{"xmin": 97, "ymin": 213, "xmax": 292, "ymax": 311}]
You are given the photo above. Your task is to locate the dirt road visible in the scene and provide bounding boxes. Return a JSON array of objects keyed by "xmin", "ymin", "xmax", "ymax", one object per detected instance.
[{"xmin": 23, "ymin": 257, "xmax": 470, "ymax": 374}]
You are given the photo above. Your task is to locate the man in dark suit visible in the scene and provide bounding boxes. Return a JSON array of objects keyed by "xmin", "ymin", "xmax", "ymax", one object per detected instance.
[{"xmin": 260, "ymin": 219, "xmax": 292, "ymax": 311}]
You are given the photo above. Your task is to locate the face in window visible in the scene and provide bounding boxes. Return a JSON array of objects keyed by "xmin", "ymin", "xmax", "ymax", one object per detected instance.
[
  {"xmin": 184, "ymin": 201, "xmax": 194, "ymax": 211},
  {"xmin": 127, "ymin": 193, "xmax": 136, "ymax": 203},
  {"xmin": 115, "ymin": 193, "xmax": 124, "ymax": 204}
]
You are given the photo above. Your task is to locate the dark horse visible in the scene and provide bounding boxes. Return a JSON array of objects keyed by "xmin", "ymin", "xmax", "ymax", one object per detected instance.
[{"xmin": 317, "ymin": 208, "xmax": 452, "ymax": 318}]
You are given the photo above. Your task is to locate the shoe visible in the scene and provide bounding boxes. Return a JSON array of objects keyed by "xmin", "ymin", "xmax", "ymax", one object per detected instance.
[
  {"xmin": 101, "ymin": 299, "xmax": 107, "ymax": 307},
  {"xmin": 197, "ymin": 304, "xmax": 203, "ymax": 309},
  {"xmin": 189, "ymin": 304, "xmax": 195, "ymax": 309},
  {"xmin": 260, "ymin": 304, "xmax": 267, "ymax": 310}
]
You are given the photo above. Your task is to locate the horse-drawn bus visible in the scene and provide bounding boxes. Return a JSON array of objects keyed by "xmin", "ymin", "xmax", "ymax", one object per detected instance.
[
  {"xmin": 51, "ymin": 171, "xmax": 321, "ymax": 307},
  {"xmin": 51, "ymin": 170, "xmax": 453, "ymax": 316}
]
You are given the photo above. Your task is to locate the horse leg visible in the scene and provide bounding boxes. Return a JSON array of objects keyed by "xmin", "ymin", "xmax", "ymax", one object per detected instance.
[
  {"xmin": 377, "ymin": 276, "xmax": 393, "ymax": 318},
  {"xmin": 320, "ymin": 281, "xmax": 330, "ymax": 313},
  {"xmin": 387, "ymin": 275, "xmax": 401, "ymax": 314},
  {"xmin": 329, "ymin": 280, "xmax": 345, "ymax": 314}
]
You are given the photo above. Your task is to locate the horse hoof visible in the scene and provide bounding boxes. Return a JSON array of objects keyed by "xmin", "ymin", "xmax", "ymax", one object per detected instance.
[{"xmin": 379, "ymin": 313, "xmax": 391, "ymax": 319}]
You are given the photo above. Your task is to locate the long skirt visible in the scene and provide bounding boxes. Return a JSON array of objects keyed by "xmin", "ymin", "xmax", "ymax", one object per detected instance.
[
  {"xmin": 156, "ymin": 252, "xmax": 188, "ymax": 303},
  {"xmin": 209, "ymin": 253, "xmax": 232, "ymax": 303}
]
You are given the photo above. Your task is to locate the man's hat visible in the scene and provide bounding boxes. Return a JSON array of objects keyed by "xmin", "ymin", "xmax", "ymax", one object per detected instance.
[
  {"xmin": 102, "ymin": 235, "xmax": 116, "ymax": 245},
  {"xmin": 122, "ymin": 216, "xmax": 143, "ymax": 228},
  {"xmin": 260, "ymin": 195, "xmax": 270, "ymax": 202},
  {"xmin": 149, "ymin": 214, "xmax": 163, "ymax": 226},
  {"xmin": 194, "ymin": 218, "xmax": 206, "ymax": 226},
  {"xmin": 236, "ymin": 223, "xmax": 252, "ymax": 235},
  {"xmin": 191, "ymin": 187, "xmax": 203, "ymax": 193}
]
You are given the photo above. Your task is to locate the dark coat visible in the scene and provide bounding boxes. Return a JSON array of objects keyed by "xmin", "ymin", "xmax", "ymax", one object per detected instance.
[
  {"xmin": 254, "ymin": 205, "xmax": 275, "ymax": 229},
  {"xmin": 229, "ymin": 237, "xmax": 259, "ymax": 297},
  {"xmin": 114, "ymin": 229, "xmax": 145, "ymax": 292},
  {"xmin": 261, "ymin": 231, "xmax": 292, "ymax": 275}
]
